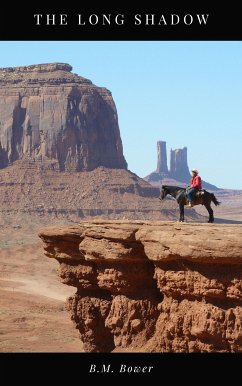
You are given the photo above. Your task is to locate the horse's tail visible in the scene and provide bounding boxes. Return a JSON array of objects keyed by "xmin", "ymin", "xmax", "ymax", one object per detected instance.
[{"xmin": 210, "ymin": 193, "xmax": 221, "ymax": 206}]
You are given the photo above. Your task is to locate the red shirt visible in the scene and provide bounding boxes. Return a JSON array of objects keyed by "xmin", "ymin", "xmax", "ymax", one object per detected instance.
[{"xmin": 190, "ymin": 175, "xmax": 202, "ymax": 189}]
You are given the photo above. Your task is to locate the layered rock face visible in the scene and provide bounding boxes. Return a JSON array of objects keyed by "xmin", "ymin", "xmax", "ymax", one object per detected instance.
[
  {"xmin": 39, "ymin": 220, "xmax": 242, "ymax": 352},
  {"xmin": 0, "ymin": 63, "xmax": 127, "ymax": 171}
]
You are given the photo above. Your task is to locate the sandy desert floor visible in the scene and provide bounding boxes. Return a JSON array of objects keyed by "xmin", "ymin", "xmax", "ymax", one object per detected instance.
[{"xmin": 0, "ymin": 235, "xmax": 83, "ymax": 352}]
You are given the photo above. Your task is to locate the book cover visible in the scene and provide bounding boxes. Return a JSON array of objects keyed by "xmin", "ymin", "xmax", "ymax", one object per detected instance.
[{"xmin": 0, "ymin": 3, "xmax": 241, "ymax": 384}]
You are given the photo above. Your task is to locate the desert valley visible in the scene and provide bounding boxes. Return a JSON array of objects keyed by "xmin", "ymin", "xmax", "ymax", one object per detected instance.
[{"xmin": 0, "ymin": 63, "xmax": 241, "ymax": 352}]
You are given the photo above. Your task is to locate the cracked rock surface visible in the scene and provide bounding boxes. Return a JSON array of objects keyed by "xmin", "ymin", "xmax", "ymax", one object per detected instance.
[{"xmin": 39, "ymin": 220, "xmax": 242, "ymax": 352}]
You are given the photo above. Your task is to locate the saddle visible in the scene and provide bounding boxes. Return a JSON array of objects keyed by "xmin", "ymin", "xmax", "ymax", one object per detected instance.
[
  {"xmin": 178, "ymin": 189, "xmax": 206, "ymax": 204},
  {"xmin": 194, "ymin": 189, "xmax": 206, "ymax": 198},
  {"xmin": 185, "ymin": 188, "xmax": 206, "ymax": 199}
]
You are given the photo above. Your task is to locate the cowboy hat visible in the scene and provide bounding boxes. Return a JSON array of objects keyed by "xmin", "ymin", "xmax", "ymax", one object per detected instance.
[{"xmin": 191, "ymin": 169, "xmax": 199, "ymax": 174}]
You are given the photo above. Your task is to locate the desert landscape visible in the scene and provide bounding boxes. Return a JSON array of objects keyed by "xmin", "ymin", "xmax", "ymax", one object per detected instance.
[
  {"xmin": 0, "ymin": 63, "xmax": 241, "ymax": 353},
  {"xmin": 0, "ymin": 225, "xmax": 82, "ymax": 352}
]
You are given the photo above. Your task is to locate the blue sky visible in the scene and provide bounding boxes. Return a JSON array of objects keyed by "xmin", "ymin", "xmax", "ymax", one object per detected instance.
[{"xmin": 0, "ymin": 41, "xmax": 242, "ymax": 189}]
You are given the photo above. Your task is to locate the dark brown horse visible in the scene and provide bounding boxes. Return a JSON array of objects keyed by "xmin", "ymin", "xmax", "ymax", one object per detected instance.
[{"xmin": 159, "ymin": 185, "xmax": 221, "ymax": 223}]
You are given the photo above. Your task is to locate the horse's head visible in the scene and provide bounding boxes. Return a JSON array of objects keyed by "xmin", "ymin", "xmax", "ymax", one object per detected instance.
[{"xmin": 159, "ymin": 185, "xmax": 167, "ymax": 200}]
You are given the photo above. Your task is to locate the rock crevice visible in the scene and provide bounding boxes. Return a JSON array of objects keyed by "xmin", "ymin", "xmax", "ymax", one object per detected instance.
[{"xmin": 39, "ymin": 220, "xmax": 242, "ymax": 352}]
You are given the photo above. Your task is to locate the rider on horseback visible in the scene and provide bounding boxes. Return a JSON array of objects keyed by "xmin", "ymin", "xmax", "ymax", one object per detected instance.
[{"xmin": 186, "ymin": 169, "xmax": 202, "ymax": 207}]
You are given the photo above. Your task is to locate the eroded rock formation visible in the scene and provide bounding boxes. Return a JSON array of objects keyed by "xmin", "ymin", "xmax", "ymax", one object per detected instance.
[
  {"xmin": 39, "ymin": 220, "xmax": 242, "ymax": 352},
  {"xmin": 146, "ymin": 141, "xmax": 218, "ymax": 189},
  {"xmin": 0, "ymin": 63, "xmax": 127, "ymax": 171},
  {"xmin": 170, "ymin": 147, "xmax": 190, "ymax": 182},
  {"xmin": 156, "ymin": 141, "xmax": 169, "ymax": 175}
]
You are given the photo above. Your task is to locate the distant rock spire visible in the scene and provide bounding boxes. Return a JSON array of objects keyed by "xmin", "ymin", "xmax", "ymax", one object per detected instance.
[
  {"xmin": 144, "ymin": 140, "xmax": 218, "ymax": 190},
  {"xmin": 170, "ymin": 147, "xmax": 191, "ymax": 181},
  {"xmin": 156, "ymin": 141, "xmax": 168, "ymax": 174}
]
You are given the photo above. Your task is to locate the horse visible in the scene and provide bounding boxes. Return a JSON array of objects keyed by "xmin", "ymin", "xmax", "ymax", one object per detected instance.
[{"xmin": 159, "ymin": 185, "xmax": 221, "ymax": 223}]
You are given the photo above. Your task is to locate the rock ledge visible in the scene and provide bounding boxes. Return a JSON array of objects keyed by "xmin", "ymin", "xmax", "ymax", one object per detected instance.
[{"xmin": 39, "ymin": 220, "xmax": 242, "ymax": 352}]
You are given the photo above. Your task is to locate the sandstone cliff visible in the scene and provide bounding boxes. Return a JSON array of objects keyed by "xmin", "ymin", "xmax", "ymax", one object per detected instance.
[
  {"xmin": 39, "ymin": 220, "xmax": 242, "ymax": 352},
  {"xmin": 0, "ymin": 63, "xmax": 127, "ymax": 171}
]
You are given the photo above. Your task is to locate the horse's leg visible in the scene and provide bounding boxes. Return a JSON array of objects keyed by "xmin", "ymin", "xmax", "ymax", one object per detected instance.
[
  {"xmin": 179, "ymin": 203, "xmax": 185, "ymax": 222},
  {"xmin": 204, "ymin": 203, "xmax": 214, "ymax": 223}
]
